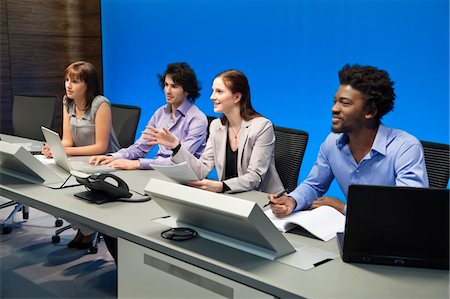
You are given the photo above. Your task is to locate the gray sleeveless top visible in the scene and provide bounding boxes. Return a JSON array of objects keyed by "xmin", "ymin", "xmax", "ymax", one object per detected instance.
[{"xmin": 64, "ymin": 95, "xmax": 120, "ymax": 153}]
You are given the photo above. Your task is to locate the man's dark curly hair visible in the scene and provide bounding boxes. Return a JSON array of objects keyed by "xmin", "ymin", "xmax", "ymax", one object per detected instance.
[
  {"xmin": 338, "ymin": 64, "xmax": 396, "ymax": 121},
  {"xmin": 157, "ymin": 62, "xmax": 201, "ymax": 103}
]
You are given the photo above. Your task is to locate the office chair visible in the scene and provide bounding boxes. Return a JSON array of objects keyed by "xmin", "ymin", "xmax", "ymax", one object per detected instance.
[
  {"xmin": 420, "ymin": 140, "xmax": 450, "ymax": 189},
  {"xmin": 273, "ymin": 126, "xmax": 309, "ymax": 193},
  {"xmin": 1, "ymin": 95, "xmax": 58, "ymax": 234},
  {"xmin": 51, "ymin": 103, "xmax": 142, "ymax": 253},
  {"xmin": 12, "ymin": 95, "xmax": 58, "ymax": 141},
  {"xmin": 111, "ymin": 103, "xmax": 142, "ymax": 147},
  {"xmin": 206, "ymin": 115, "xmax": 216, "ymax": 140}
]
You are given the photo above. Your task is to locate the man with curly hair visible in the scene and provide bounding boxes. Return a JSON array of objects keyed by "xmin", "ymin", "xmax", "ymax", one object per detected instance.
[
  {"xmin": 90, "ymin": 62, "xmax": 207, "ymax": 169},
  {"xmin": 89, "ymin": 62, "xmax": 207, "ymax": 263},
  {"xmin": 270, "ymin": 64, "xmax": 429, "ymax": 216}
]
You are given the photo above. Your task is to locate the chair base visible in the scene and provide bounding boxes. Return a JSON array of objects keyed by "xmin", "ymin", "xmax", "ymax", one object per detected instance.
[
  {"xmin": 1, "ymin": 201, "xmax": 55, "ymax": 234},
  {"xmin": 1, "ymin": 201, "xmax": 29, "ymax": 234}
]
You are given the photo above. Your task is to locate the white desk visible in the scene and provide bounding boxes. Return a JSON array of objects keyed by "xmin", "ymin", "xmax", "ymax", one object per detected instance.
[{"xmin": 0, "ymin": 146, "xmax": 448, "ymax": 298}]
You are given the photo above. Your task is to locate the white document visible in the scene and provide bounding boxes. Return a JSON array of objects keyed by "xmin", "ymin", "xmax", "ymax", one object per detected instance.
[
  {"xmin": 264, "ymin": 206, "xmax": 345, "ymax": 242},
  {"xmin": 34, "ymin": 155, "xmax": 55, "ymax": 165},
  {"xmin": 151, "ymin": 162, "xmax": 199, "ymax": 184}
]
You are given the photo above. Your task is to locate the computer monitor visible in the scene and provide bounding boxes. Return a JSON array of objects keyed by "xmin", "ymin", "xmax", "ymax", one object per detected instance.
[
  {"xmin": 0, "ymin": 141, "xmax": 66, "ymax": 188},
  {"xmin": 0, "ymin": 133, "xmax": 44, "ymax": 153},
  {"xmin": 144, "ymin": 178, "xmax": 296, "ymax": 260},
  {"xmin": 339, "ymin": 184, "xmax": 449, "ymax": 270}
]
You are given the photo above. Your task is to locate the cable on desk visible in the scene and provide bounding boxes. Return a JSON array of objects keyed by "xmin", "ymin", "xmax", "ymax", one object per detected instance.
[
  {"xmin": 114, "ymin": 189, "xmax": 151, "ymax": 203},
  {"xmin": 49, "ymin": 174, "xmax": 82, "ymax": 190}
]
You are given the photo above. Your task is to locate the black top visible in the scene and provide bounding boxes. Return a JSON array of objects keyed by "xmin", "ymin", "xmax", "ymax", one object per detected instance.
[{"xmin": 224, "ymin": 133, "xmax": 238, "ymax": 180}]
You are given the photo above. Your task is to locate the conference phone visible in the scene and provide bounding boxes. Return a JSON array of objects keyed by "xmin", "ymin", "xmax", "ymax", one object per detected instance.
[
  {"xmin": 75, "ymin": 172, "xmax": 132, "ymax": 199},
  {"xmin": 71, "ymin": 171, "xmax": 149, "ymax": 204}
]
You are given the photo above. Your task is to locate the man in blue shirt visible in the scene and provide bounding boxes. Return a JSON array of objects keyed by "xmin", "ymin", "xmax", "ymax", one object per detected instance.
[{"xmin": 270, "ymin": 64, "xmax": 428, "ymax": 217}]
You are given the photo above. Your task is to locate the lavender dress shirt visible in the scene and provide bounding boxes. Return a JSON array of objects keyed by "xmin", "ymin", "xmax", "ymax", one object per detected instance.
[{"xmin": 111, "ymin": 100, "xmax": 207, "ymax": 169}]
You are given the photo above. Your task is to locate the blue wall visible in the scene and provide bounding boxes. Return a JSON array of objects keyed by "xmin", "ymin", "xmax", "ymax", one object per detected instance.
[{"xmin": 101, "ymin": 0, "xmax": 449, "ymax": 199}]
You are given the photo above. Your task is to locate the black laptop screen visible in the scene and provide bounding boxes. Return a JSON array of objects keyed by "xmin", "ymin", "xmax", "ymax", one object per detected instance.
[{"xmin": 343, "ymin": 185, "xmax": 449, "ymax": 269}]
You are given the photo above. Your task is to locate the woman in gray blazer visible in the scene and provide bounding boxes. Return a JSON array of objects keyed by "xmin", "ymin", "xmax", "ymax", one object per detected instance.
[{"xmin": 145, "ymin": 69, "xmax": 284, "ymax": 194}]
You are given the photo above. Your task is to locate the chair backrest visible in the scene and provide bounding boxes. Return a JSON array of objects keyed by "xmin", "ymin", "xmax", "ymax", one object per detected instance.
[
  {"xmin": 111, "ymin": 103, "xmax": 141, "ymax": 148},
  {"xmin": 420, "ymin": 140, "xmax": 449, "ymax": 189},
  {"xmin": 12, "ymin": 95, "xmax": 57, "ymax": 141},
  {"xmin": 274, "ymin": 126, "xmax": 309, "ymax": 192},
  {"xmin": 206, "ymin": 115, "xmax": 216, "ymax": 140}
]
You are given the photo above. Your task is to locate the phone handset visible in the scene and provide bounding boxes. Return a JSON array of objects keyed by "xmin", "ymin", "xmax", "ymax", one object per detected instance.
[{"xmin": 74, "ymin": 172, "xmax": 132, "ymax": 198}]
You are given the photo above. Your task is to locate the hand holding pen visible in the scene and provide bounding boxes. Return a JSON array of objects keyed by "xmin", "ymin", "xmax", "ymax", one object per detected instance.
[{"xmin": 263, "ymin": 189, "xmax": 287, "ymax": 208}]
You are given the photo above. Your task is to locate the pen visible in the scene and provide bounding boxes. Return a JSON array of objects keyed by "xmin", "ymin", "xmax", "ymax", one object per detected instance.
[{"xmin": 263, "ymin": 189, "xmax": 287, "ymax": 208}]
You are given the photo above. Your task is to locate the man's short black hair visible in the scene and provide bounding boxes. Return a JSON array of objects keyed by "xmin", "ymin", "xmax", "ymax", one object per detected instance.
[
  {"xmin": 339, "ymin": 64, "xmax": 396, "ymax": 121},
  {"xmin": 158, "ymin": 62, "xmax": 201, "ymax": 103}
]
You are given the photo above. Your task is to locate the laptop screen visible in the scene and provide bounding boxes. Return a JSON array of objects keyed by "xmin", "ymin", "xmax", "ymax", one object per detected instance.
[
  {"xmin": 41, "ymin": 126, "xmax": 73, "ymax": 172},
  {"xmin": 343, "ymin": 185, "xmax": 449, "ymax": 270}
]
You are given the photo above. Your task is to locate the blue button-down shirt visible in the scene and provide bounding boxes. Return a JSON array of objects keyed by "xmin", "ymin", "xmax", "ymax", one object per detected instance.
[
  {"xmin": 111, "ymin": 100, "xmax": 207, "ymax": 169},
  {"xmin": 290, "ymin": 124, "xmax": 429, "ymax": 212}
]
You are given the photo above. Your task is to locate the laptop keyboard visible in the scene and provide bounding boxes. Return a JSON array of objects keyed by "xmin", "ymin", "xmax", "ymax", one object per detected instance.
[{"xmin": 70, "ymin": 160, "xmax": 115, "ymax": 174}]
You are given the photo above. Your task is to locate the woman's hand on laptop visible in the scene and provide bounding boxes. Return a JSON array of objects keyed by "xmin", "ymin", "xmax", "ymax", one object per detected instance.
[
  {"xmin": 42, "ymin": 144, "xmax": 53, "ymax": 158},
  {"xmin": 310, "ymin": 196, "xmax": 346, "ymax": 214}
]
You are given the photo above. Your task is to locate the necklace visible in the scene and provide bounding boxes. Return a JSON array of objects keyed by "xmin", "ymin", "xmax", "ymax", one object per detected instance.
[
  {"xmin": 76, "ymin": 103, "xmax": 86, "ymax": 112},
  {"xmin": 230, "ymin": 125, "xmax": 241, "ymax": 140}
]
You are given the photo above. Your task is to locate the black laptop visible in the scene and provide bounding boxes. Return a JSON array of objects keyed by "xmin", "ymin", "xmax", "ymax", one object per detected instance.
[{"xmin": 337, "ymin": 185, "xmax": 449, "ymax": 270}]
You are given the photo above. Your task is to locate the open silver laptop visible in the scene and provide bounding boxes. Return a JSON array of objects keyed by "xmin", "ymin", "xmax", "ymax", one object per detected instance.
[{"xmin": 41, "ymin": 126, "xmax": 115, "ymax": 174}]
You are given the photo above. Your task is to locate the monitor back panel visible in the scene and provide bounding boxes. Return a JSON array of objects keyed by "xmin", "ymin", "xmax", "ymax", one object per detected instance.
[
  {"xmin": 343, "ymin": 185, "xmax": 449, "ymax": 270},
  {"xmin": 0, "ymin": 141, "xmax": 65, "ymax": 186},
  {"xmin": 145, "ymin": 178, "xmax": 296, "ymax": 260}
]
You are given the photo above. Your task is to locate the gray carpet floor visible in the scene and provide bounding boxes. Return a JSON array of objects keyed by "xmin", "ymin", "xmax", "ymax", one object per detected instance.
[{"xmin": 0, "ymin": 198, "xmax": 117, "ymax": 299}]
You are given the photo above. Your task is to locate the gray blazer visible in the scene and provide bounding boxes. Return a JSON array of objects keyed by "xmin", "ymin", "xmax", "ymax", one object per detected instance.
[{"xmin": 172, "ymin": 117, "xmax": 284, "ymax": 194}]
